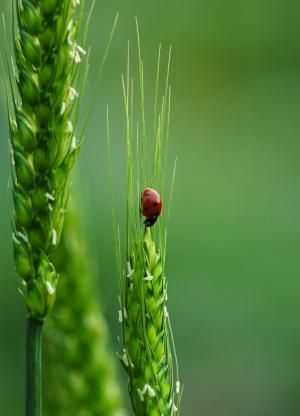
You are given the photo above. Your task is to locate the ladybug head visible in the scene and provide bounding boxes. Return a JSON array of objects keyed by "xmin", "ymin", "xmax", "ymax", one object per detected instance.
[{"xmin": 144, "ymin": 216, "xmax": 158, "ymax": 227}]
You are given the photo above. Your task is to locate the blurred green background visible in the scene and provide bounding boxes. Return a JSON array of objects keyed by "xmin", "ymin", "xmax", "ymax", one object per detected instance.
[{"xmin": 1, "ymin": 0, "xmax": 300, "ymax": 414}]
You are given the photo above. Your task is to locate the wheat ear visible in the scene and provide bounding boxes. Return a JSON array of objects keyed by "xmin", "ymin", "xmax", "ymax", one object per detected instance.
[
  {"xmin": 110, "ymin": 21, "xmax": 181, "ymax": 415},
  {"xmin": 11, "ymin": 0, "xmax": 85, "ymax": 320},
  {"xmin": 4, "ymin": 0, "xmax": 86, "ymax": 413},
  {"xmin": 122, "ymin": 228, "xmax": 178, "ymax": 416},
  {"xmin": 43, "ymin": 199, "xmax": 127, "ymax": 416}
]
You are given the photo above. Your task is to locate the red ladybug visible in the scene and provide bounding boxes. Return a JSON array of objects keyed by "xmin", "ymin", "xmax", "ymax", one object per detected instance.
[{"xmin": 141, "ymin": 188, "xmax": 162, "ymax": 227}]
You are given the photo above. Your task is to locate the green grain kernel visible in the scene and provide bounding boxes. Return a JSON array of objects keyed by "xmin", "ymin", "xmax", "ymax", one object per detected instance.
[
  {"xmin": 39, "ymin": 24, "xmax": 56, "ymax": 50},
  {"xmin": 28, "ymin": 225, "xmax": 46, "ymax": 250},
  {"xmin": 22, "ymin": 0, "xmax": 42, "ymax": 34},
  {"xmin": 19, "ymin": 69, "xmax": 39, "ymax": 107},
  {"xmin": 14, "ymin": 191, "xmax": 32, "ymax": 228},
  {"xmin": 20, "ymin": 31, "xmax": 41, "ymax": 67},
  {"xmin": 38, "ymin": 61, "xmax": 55, "ymax": 87},
  {"xmin": 147, "ymin": 323, "xmax": 157, "ymax": 345},
  {"xmin": 13, "ymin": 238, "xmax": 34, "ymax": 281},
  {"xmin": 35, "ymin": 101, "xmax": 51, "ymax": 126},
  {"xmin": 33, "ymin": 146, "xmax": 50, "ymax": 172},
  {"xmin": 40, "ymin": 0, "xmax": 60, "ymax": 17},
  {"xmin": 17, "ymin": 112, "xmax": 37, "ymax": 150},
  {"xmin": 31, "ymin": 187, "xmax": 48, "ymax": 211},
  {"xmin": 14, "ymin": 152, "xmax": 35, "ymax": 189}
]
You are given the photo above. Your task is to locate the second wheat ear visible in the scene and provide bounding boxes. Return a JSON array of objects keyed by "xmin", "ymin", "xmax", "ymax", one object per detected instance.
[
  {"xmin": 43, "ymin": 200, "xmax": 127, "ymax": 416},
  {"xmin": 109, "ymin": 21, "xmax": 182, "ymax": 416}
]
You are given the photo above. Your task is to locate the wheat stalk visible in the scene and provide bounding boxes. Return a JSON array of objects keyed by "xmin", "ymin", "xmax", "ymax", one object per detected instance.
[
  {"xmin": 43, "ymin": 198, "xmax": 127, "ymax": 416},
  {"xmin": 110, "ymin": 21, "xmax": 181, "ymax": 416},
  {"xmin": 3, "ymin": 1, "xmax": 88, "ymax": 413}
]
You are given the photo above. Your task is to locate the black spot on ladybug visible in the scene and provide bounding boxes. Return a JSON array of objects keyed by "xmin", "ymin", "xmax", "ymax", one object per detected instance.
[
  {"xmin": 153, "ymin": 202, "xmax": 158, "ymax": 207},
  {"xmin": 144, "ymin": 206, "xmax": 149, "ymax": 211},
  {"xmin": 144, "ymin": 193, "xmax": 150, "ymax": 197}
]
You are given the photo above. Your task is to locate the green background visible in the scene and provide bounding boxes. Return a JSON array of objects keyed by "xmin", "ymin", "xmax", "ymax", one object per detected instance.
[{"xmin": 1, "ymin": 0, "xmax": 300, "ymax": 414}]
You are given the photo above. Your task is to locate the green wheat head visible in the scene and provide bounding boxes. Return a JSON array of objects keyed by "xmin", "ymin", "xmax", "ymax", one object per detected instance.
[
  {"xmin": 110, "ymin": 21, "xmax": 181, "ymax": 416},
  {"xmin": 43, "ymin": 199, "xmax": 127, "ymax": 416},
  {"xmin": 5, "ymin": 0, "xmax": 89, "ymax": 321}
]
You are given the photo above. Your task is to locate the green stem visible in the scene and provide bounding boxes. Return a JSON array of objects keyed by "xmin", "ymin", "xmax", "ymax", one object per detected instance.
[{"xmin": 26, "ymin": 318, "xmax": 43, "ymax": 416}]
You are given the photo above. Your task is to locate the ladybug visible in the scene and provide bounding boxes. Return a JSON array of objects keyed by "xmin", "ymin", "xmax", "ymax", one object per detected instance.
[{"xmin": 141, "ymin": 187, "xmax": 162, "ymax": 227}]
